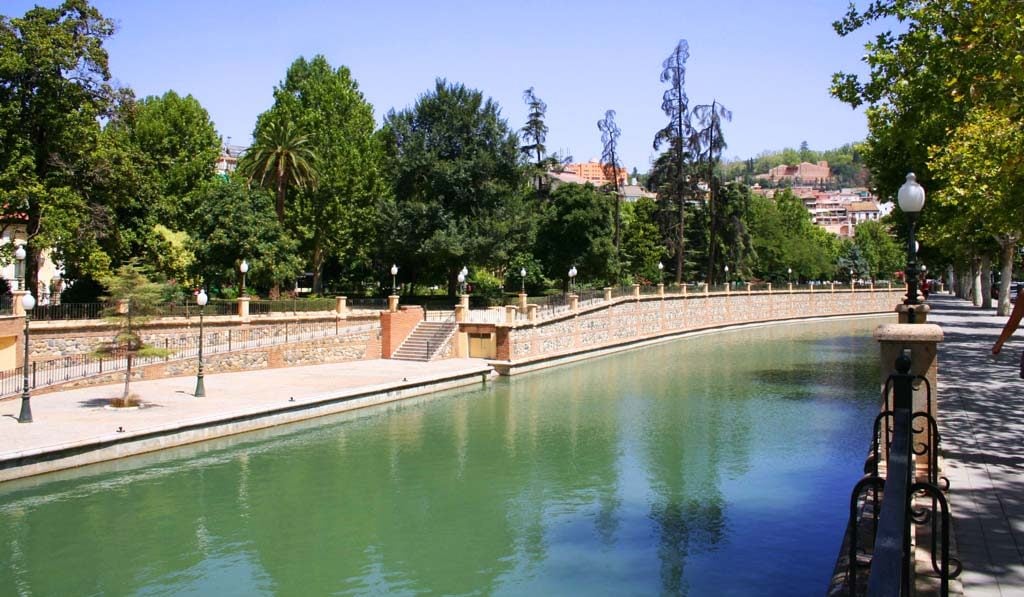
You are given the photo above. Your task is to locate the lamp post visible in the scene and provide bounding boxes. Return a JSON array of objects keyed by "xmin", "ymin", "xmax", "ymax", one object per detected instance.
[
  {"xmin": 787, "ymin": 267, "xmax": 792, "ymax": 285},
  {"xmin": 14, "ymin": 244, "xmax": 25, "ymax": 291},
  {"xmin": 850, "ymin": 268, "xmax": 855, "ymax": 285},
  {"xmin": 568, "ymin": 266, "xmax": 577, "ymax": 293},
  {"xmin": 194, "ymin": 288, "xmax": 207, "ymax": 397},
  {"xmin": 658, "ymin": 261, "xmax": 664, "ymax": 284},
  {"xmin": 390, "ymin": 264, "xmax": 398, "ymax": 295},
  {"xmin": 724, "ymin": 265, "xmax": 729, "ymax": 288},
  {"xmin": 18, "ymin": 291, "xmax": 35, "ymax": 423},
  {"xmin": 897, "ymin": 173, "xmax": 926, "ymax": 322},
  {"xmin": 520, "ymin": 267, "xmax": 527, "ymax": 293},
  {"xmin": 239, "ymin": 259, "xmax": 249, "ymax": 297}
]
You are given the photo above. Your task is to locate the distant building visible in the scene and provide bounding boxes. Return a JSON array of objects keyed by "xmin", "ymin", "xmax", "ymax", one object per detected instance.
[
  {"xmin": 753, "ymin": 185, "xmax": 887, "ymax": 238},
  {"xmin": 565, "ymin": 160, "xmax": 629, "ymax": 187},
  {"xmin": 215, "ymin": 144, "xmax": 248, "ymax": 177},
  {"xmin": 756, "ymin": 160, "xmax": 832, "ymax": 185}
]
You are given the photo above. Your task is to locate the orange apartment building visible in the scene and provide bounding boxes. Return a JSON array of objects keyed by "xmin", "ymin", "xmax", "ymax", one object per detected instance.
[{"xmin": 565, "ymin": 160, "xmax": 629, "ymax": 187}]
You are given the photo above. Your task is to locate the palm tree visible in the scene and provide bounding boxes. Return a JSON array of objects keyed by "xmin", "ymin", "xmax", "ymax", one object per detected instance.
[{"xmin": 240, "ymin": 118, "xmax": 317, "ymax": 223}]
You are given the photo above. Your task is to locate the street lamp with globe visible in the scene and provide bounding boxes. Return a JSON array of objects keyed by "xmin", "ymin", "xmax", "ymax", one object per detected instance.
[
  {"xmin": 18, "ymin": 291, "xmax": 35, "ymax": 423},
  {"xmin": 897, "ymin": 173, "xmax": 926, "ymax": 321},
  {"xmin": 194, "ymin": 288, "xmax": 208, "ymax": 397}
]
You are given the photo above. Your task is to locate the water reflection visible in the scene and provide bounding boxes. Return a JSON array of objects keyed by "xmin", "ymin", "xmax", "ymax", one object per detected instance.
[{"xmin": 0, "ymin": 317, "xmax": 886, "ymax": 595}]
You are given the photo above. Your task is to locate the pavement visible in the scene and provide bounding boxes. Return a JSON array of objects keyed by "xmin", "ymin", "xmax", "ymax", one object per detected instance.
[
  {"xmin": 0, "ymin": 358, "xmax": 493, "ymax": 481},
  {"xmin": 928, "ymin": 293, "xmax": 1024, "ymax": 596}
]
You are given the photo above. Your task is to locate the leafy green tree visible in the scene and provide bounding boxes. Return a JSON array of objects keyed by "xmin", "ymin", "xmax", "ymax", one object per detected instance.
[
  {"xmin": 748, "ymin": 190, "xmax": 836, "ymax": 282},
  {"xmin": 620, "ymin": 198, "xmax": 665, "ymax": 284},
  {"xmin": 0, "ymin": 0, "xmax": 116, "ymax": 289},
  {"xmin": 252, "ymin": 56, "xmax": 386, "ymax": 294},
  {"xmin": 188, "ymin": 178, "xmax": 303, "ymax": 297},
  {"xmin": 535, "ymin": 184, "xmax": 615, "ymax": 287},
  {"xmin": 94, "ymin": 90, "xmax": 220, "ymax": 273},
  {"xmin": 653, "ymin": 39, "xmax": 695, "ymax": 285},
  {"xmin": 930, "ymin": 106, "xmax": 1024, "ymax": 314},
  {"xmin": 852, "ymin": 219, "xmax": 902, "ymax": 282},
  {"xmin": 382, "ymin": 79, "xmax": 523, "ymax": 295},
  {"xmin": 95, "ymin": 262, "xmax": 171, "ymax": 405}
]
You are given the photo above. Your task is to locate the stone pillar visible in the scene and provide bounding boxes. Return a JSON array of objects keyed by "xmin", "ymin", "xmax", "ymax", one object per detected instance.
[
  {"xmin": 459, "ymin": 294, "xmax": 470, "ymax": 310},
  {"xmin": 682, "ymin": 284, "xmax": 688, "ymax": 297},
  {"xmin": 11, "ymin": 290, "xmax": 27, "ymax": 316},
  {"xmin": 657, "ymin": 283, "xmax": 665, "ymax": 297},
  {"xmin": 117, "ymin": 298, "xmax": 129, "ymax": 315},
  {"xmin": 454, "ymin": 304, "xmax": 467, "ymax": 323},
  {"xmin": 767, "ymin": 283, "xmax": 772, "ymax": 294},
  {"xmin": 746, "ymin": 283, "xmax": 752, "ymax": 295},
  {"xmin": 505, "ymin": 305, "xmax": 518, "ymax": 324},
  {"xmin": 527, "ymin": 304, "xmax": 538, "ymax": 321},
  {"xmin": 830, "ymin": 282, "xmax": 835, "ymax": 293},
  {"xmin": 237, "ymin": 296, "xmax": 250, "ymax": 323},
  {"xmin": 632, "ymin": 284, "xmax": 640, "ymax": 299},
  {"xmin": 788, "ymin": 283, "xmax": 793, "ymax": 294},
  {"xmin": 518, "ymin": 292, "xmax": 527, "ymax": 312},
  {"xmin": 569, "ymin": 294, "xmax": 579, "ymax": 311},
  {"xmin": 335, "ymin": 295, "xmax": 348, "ymax": 319},
  {"xmin": 387, "ymin": 294, "xmax": 399, "ymax": 313},
  {"xmin": 604, "ymin": 287, "xmax": 612, "ymax": 302},
  {"xmin": 896, "ymin": 303, "xmax": 931, "ymax": 324},
  {"xmin": 874, "ymin": 323, "xmax": 943, "ymax": 462}
]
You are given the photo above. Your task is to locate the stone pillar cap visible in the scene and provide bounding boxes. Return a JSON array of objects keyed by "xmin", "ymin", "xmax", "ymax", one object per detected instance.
[{"xmin": 873, "ymin": 323, "xmax": 943, "ymax": 342}]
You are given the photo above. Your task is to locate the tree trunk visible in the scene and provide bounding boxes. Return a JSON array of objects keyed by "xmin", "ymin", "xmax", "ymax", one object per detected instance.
[
  {"xmin": 971, "ymin": 258, "xmax": 982, "ymax": 307},
  {"xmin": 676, "ymin": 194, "xmax": 685, "ymax": 286},
  {"xmin": 123, "ymin": 353, "xmax": 133, "ymax": 400},
  {"xmin": 275, "ymin": 174, "xmax": 286, "ymax": 223},
  {"xmin": 997, "ymin": 235, "xmax": 1018, "ymax": 316},
  {"xmin": 981, "ymin": 254, "xmax": 993, "ymax": 308},
  {"xmin": 311, "ymin": 239, "xmax": 325, "ymax": 295}
]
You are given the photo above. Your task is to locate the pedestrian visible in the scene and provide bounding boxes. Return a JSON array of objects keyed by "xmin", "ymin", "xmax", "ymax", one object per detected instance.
[{"xmin": 992, "ymin": 286, "xmax": 1024, "ymax": 378}]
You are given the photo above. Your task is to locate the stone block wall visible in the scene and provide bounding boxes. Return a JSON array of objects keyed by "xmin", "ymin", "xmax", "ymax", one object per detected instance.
[
  {"xmin": 498, "ymin": 289, "xmax": 901, "ymax": 364},
  {"xmin": 36, "ymin": 330, "xmax": 371, "ymax": 394}
]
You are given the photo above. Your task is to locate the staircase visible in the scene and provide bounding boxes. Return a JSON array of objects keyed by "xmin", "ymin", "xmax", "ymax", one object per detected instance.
[{"xmin": 391, "ymin": 321, "xmax": 457, "ymax": 361}]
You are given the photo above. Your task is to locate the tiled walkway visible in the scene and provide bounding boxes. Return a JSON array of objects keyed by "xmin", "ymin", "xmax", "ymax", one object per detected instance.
[{"xmin": 929, "ymin": 294, "xmax": 1024, "ymax": 596}]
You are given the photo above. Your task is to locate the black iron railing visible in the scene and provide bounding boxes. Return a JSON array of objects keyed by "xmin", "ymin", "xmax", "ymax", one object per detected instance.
[
  {"xmin": 844, "ymin": 351, "xmax": 960, "ymax": 596},
  {"xmin": 0, "ymin": 321, "xmax": 378, "ymax": 399}
]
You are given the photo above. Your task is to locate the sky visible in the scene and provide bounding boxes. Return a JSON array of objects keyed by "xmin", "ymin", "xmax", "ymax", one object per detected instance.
[{"xmin": 12, "ymin": 0, "xmax": 878, "ymax": 172}]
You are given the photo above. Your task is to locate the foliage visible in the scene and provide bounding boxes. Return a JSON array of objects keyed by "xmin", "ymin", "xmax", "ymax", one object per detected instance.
[
  {"xmin": 94, "ymin": 261, "xmax": 172, "ymax": 403},
  {"xmin": 620, "ymin": 198, "xmax": 665, "ymax": 284},
  {"xmin": 747, "ymin": 190, "xmax": 837, "ymax": 281},
  {"xmin": 382, "ymin": 79, "xmax": 524, "ymax": 294},
  {"xmin": 0, "ymin": 0, "xmax": 116, "ymax": 290},
  {"xmin": 188, "ymin": 177, "xmax": 303, "ymax": 296},
  {"xmin": 520, "ymin": 87, "xmax": 548, "ymax": 168},
  {"xmin": 251, "ymin": 56, "xmax": 386, "ymax": 294},
  {"xmin": 851, "ymin": 220, "xmax": 903, "ymax": 281},
  {"xmin": 241, "ymin": 117, "xmax": 317, "ymax": 223},
  {"xmin": 535, "ymin": 184, "xmax": 615, "ymax": 286}
]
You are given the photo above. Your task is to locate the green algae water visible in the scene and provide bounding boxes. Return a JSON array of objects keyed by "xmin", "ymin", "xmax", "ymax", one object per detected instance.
[{"xmin": 0, "ymin": 318, "xmax": 886, "ymax": 596}]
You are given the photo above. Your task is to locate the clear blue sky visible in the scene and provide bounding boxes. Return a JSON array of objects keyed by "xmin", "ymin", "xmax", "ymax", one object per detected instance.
[{"xmin": 13, "ymin": 0, "xmax": 877, "ymax": 172}]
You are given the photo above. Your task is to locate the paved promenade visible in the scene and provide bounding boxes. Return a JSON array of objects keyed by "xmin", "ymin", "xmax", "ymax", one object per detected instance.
[
  {"xmin": 929, "ymin": 294, "xmax": 1024, "ymax": 596},
  {"xmin": 0, "ymin": 358, "xmax": 492, "ymax": 481}
]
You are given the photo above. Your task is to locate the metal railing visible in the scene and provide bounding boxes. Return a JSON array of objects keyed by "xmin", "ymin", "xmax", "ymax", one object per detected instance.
[
  {"xmin": 0, "ymin": 320, "xmax": 378, "ymax": 399},
  {"xmin": 844, "ymin": 351, "xmax": 960, "ymax": 596}
]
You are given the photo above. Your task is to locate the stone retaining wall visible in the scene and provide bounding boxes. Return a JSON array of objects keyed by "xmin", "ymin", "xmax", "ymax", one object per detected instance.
[
  {"xmin": 496, "ymin": 288, "xmax": 902, "ymax": 369},
  {"xmin": 28, "ymin": 314, "xmax": 376, "ymax": 358},
  {"xmin": 35, "ymin": 331, "xmax": 371, "ymax": 394}
]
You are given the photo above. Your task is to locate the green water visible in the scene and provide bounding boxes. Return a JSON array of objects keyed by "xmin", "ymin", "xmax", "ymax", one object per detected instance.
[{"xmin": 0, "ymin": 318, "xmax": 886, "ymax": 596}]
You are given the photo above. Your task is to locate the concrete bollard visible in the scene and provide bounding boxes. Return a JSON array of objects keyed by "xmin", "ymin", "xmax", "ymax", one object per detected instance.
[
  {"xmin": 518, "ymin": 292, "xmax": 527, "ymax": 312},
  {"xmin": 527, "ymin": 304, "xmax": 538, "ymax": 321},
  {"xmin": 505, "ymin": 305, "xmax": 518, "ymax": 324},
  {"xmin": 335, "ymin": 295, "xmax": 348, "ymax": 319},
  {"xmin": 387, "ymin": 294, "xmax": 399, "ymax": 313},
  {"xmin": 657, "ymin": 283, "xmax": 665, "ymax": 297},
  {"xmin": 604, "ymin": 287, "xmax": 612, "ymax": 302},
  {"xmin": 632, "ymin": 284, "xmax": 640, "ymax": 299},
  {"xmin": 569, "ymin": 294, "xmax": 579, "ymax": 311}
]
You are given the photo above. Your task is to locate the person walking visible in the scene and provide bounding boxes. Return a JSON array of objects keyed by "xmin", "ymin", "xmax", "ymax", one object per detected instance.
[{"xmin": 992, "ymin": 286, "xmax": 1024, "ymax": 378}]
